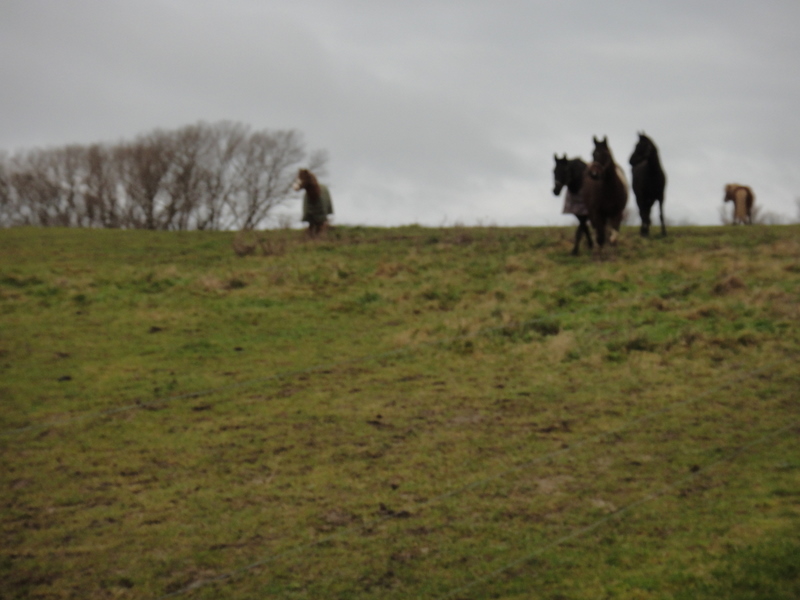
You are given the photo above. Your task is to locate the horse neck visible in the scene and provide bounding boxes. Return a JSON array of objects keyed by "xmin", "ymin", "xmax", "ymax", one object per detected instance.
[
  {"xmin": 633, "ymin": 140, "xmax": 660, "ymax": 169},
  {"xmin": 566, "ymin": 160, "xmax": 586, "ymax": 193},
  {"xmin": 645, "ymin": 148, "xmax": 661, "ymax": 171},
  {"xmin": 596, "ymin": 152, "xmax": 615, "ymax": 179},
  {"xmin": 302, "ymin": 177, "xmax": 321, "ymax": 203},
  {"xmin": 595, "ymin": 145, "xmax": 616, "ymax": 171},
  {"xmin": 601, "ymin": 159, "xmax": 622, "ymax": 186}
]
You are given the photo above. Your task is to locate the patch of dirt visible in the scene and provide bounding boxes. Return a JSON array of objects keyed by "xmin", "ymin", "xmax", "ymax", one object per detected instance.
[
  {"xmin": 449, "ymin": 413, "xmax": 483, "ymax": 426},
  {"xmin": 322, "ymin": 509, "xmax": 358, "ymax": 527},
  {"xmin": 535, "ymin": 475, "xmax": 574, "ymax": 494},
  {"xmin": 713, "ymin": 275, "xmax": 746, "ymax": 295},
  {"xmin": 590, "ymin": 498, "xmax": 618, "ymax": 513}
]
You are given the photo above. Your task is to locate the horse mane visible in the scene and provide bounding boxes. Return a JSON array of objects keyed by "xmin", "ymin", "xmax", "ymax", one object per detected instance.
[
  {"xmin": 724, "ymin": 183, "xmax": 752, "ymax": 199},
  {"xmin": 591, "ymin": 136, "xmax": 617, "ymax": 175},
  {"xmin": 566, "ymin": 158, "xmax": 587, "ymax": 195},
  {"xmin": 554, "ymin": 154, "xmax": 587, "ymax": 192},
  {"xmin": 724, "ymin": 183, "xmax": 755, "ymax": 208},
  {"xmin": 630, "ymin": 132, "xmax": 663, "ymax": 169},
  {"xmin": 298, "ymin": 169, "xmax": 321, "ymax": 204}
]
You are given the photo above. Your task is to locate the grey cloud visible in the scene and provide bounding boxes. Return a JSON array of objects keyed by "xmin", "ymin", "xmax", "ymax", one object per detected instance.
[{"xmin": 1, "ymin": 0, "xmax": 799, "ymax": 226}]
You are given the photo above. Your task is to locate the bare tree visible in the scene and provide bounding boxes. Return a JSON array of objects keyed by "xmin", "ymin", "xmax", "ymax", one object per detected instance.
[
  {"xmin": 718, "ymin": 203, "xmax": 733, "ymax": 226},
  {"xmin": 195, "ymin": 121, "xmax": 248, "ymax": 230},
  {"xmin": 116, "ymin": 130, "xmax": 177, "ymax": 229},
  {"xmin": 83, "ymin": 143, "xmax": 124, "ymax": 228},
  {"xmin": 752, "ymin": 206, "xmax": 788, "ymax": 225},
  {"xmin": 229, "ymin": 129, "xmax": 307, "ymax": 230},
  {"xmin": 161, "ymin": 124, "xmax": 214, "ymax": 230},
  {"xmin": 0, "ymin": 121, "xmax": 327, "ymax": 230},
  {"xmin": 8, "ymin": 147, "xmax": 86, "ymax": 227},
  {"xmin": 54, "ymin": 145, "xmax": 94, "ymax": 227},
  {"xmin": 0, "ymin": 152, "xmax": 15, "ymax": 227}
]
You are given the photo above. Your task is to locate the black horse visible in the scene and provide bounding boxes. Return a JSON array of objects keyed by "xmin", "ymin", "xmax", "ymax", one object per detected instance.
[
  {"xmin": 552, "ymin": 154, "xmax": 593, "ymax": 255},
  {"xmin": 629, "ymin": 132, "xmax": 666, "ymax": 237}
]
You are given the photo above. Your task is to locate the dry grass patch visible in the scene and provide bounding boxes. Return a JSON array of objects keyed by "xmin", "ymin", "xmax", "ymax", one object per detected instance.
[{"xmin": 712, "ymin": 274, "xmax": 747, "ymax": 295}]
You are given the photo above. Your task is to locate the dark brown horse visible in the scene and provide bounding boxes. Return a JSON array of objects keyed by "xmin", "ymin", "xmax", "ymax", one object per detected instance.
[
  {"xmin": 723, "ymin": 183, "xmax": 754, "ymax": 225},
  {"xmin": 293, "ymin": 169, "xmax": 333, "ymax": 238},
  {"xmin": 629, "ymin": 132, "xmax": 667, "ymax": 237},
  {"xmin": 582, "ymin": 136, "xmax": 628, "ymax": 249},
  {"xmin": 552, "ymin": 154, "xmax": 593, "ymax": 255}
]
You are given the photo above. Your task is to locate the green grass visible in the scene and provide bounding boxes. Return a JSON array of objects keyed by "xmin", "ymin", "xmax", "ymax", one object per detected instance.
[{"xmin": 1, "ymin": 224, "xmax": 799, "ymax": 599}]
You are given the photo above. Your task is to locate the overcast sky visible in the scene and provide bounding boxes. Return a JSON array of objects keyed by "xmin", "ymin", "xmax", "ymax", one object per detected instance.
[{"xmin": 2, "ymin": 0, "xmax": 799, "ymax": 227}]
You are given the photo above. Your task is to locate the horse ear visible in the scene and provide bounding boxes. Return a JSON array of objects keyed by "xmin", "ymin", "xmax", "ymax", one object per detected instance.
[
  {"xmin": 593, "ymin": 136, "xmax": 599, "ymax": 144},
  {"xmin": 603, "ymin": 136, "xmax": 608, "ymax": 144}
]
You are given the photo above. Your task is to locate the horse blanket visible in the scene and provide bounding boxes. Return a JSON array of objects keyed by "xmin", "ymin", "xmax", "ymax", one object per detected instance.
[
  {"xmin": 567, "ymin": 165, "xmax": 628, "ymax": 218},
  {"xmin": 562, "ymin": 189, "xmax": 588, "ymax": 216},
  {"xmin": 302, "ymin": 184, "xmax": 333, "ymax": 225}
]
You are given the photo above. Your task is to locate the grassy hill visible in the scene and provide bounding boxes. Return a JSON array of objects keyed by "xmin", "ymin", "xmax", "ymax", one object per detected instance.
[{"xmin": 1, "ymin": 225, "xmax": 798, "ymax": 599}]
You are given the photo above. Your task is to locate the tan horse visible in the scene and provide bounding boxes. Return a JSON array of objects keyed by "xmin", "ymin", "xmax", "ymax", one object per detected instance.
[{"xmin": 723, "ymin": 184, "xmax": 754, "ymax": 225}]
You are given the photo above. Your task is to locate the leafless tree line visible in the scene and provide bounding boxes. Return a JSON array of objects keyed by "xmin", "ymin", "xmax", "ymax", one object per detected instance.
[{"xmin": 0, "ymin": 121, "xmax": 327, "ymax": 230}]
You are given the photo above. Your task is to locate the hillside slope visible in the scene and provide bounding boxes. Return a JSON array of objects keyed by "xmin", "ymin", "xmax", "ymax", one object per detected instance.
[{"xmin": 2, "ymin": 225, "xmax": 798, "ymax": 599}]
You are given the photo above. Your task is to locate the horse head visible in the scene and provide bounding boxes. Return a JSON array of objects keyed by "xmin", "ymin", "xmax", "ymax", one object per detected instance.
[
  {"xmin": 552, "ymin": 154, "xmax": 569, "ymax": 195},
  {"xmin": 592, "ymin": 136, "xmax": 612, "ymax": 165},
  {"xmin": 723, "ymin": 184, "xmax": 733, "ymax": 202},
  {"xmin": 590, "ymin": 137, "xmax": 615, "ymax": 180},
  {"xmin": 586, "ymin": 160, "xmax": 604, "ymax": 181},
  {"xmin": 629, "ymin": 132, "xmax": 654, "ymax": 166},
  {"xmin": 293, "ymin": 168, "xmax": 320, "ymax": 196}
]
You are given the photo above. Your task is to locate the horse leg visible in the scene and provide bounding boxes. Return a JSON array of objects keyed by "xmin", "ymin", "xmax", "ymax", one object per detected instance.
[
  {"xmin": 572, "ymin": 220, "xmax": 583, "ymax": 255},
  {"xmin": 659, "ymin": 200, "xmax": 667, "ymax": 236},
  {"xmin": 639, "ymin": 203, "xmax": 651, "ymax": 237},
  {"xmin": 594, "ymin": 218, "xmax": 606, "ymax": 250},
  {"xmin": 581, "ymin": 217, "xmax": 594, "ymax": 249}
]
